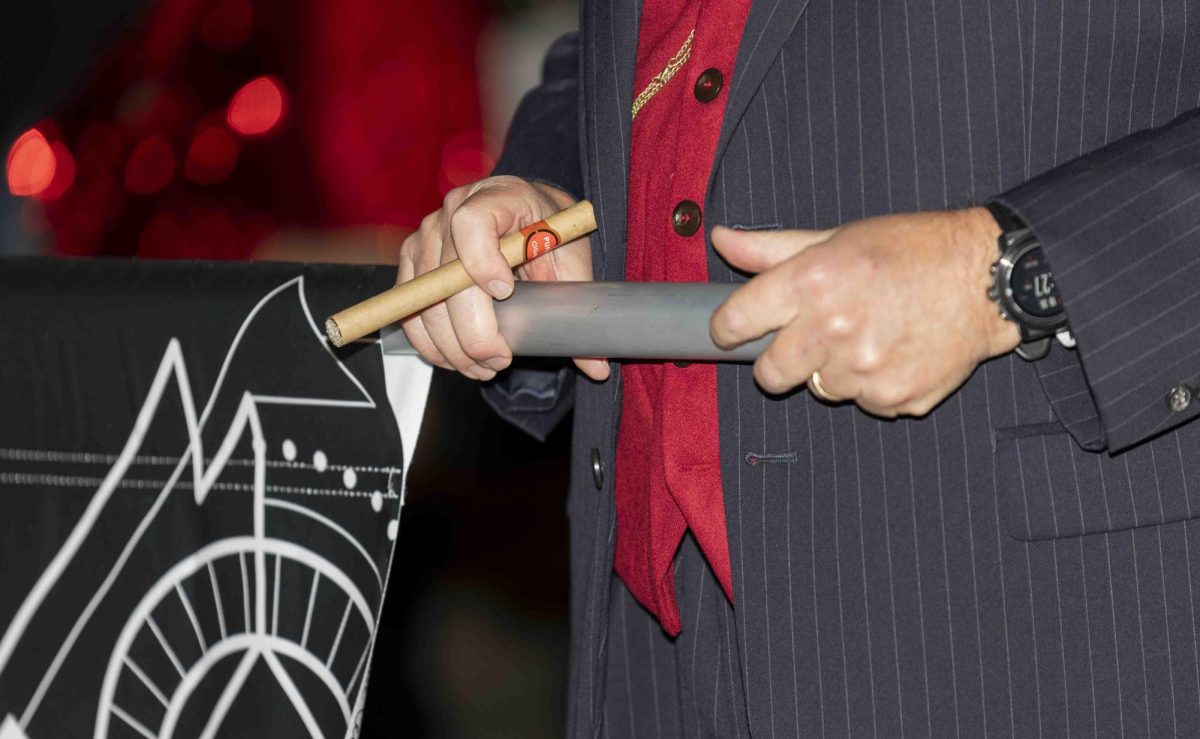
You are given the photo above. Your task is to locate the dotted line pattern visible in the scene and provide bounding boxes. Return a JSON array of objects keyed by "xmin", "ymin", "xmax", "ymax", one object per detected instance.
[
  {"xmin": 0, "ymin": 448, "xmax": 400, "ymax": 475},
  {"xmin": 0, "ymin": 472, "xmax": 398, "ymax": 500}
]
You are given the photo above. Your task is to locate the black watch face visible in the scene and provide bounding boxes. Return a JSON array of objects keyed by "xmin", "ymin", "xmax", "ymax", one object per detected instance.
[{"xmin": 1010, "ymin": 245, "xmax": 1063, "ymax": 319}]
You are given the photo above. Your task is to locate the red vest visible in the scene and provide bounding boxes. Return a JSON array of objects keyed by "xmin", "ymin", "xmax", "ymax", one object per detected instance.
[{"xmin": 614, "ymin": 0, "xmax": 751, "ymax": 636}]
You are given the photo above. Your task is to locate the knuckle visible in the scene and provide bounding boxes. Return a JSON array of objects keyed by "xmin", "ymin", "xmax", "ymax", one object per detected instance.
[
  {"xmin": 448, "ymin": 204, "xmax": 473, "ymax": 231},
  {"xmin": 397, "ymin": 237, "xmax": 416, "ymax": 264},
  {"xmin": 451, "ymin": 196, "xmax": 481, "ymax": 221},
  {"xmin": 823, "ymin": 312, "xmax": 855, "ymax": 339},
  {"xmin": 849, "ymin": 342, "xmax": 883, "ymax": 374},
  {"xmin": 444, "ymin": 185, "xmax": 469, "ymax": 209},
  {"xmin": 801, "ymin": 268, "xmax": 841, "ymax": 317},
  {"xmin": 447, "ymin": 206, "xmax": 490, "ymax": 247},
  {"xmin": 865, "ymin": 383, "xmax": 908, "ymax": 410},
  {"xmin": 800, "ymin": 257, "xmax": 834, "ymax": 291},
  {"xmin": 475, "ymin": 174, "xmax": 523, "ymax": 198}
]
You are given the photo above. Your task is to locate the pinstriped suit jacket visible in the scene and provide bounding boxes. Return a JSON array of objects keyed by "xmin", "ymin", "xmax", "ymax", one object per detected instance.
[{"xmin": 490, "ymin": 0, "xmax": 1200, "ymax": 735}]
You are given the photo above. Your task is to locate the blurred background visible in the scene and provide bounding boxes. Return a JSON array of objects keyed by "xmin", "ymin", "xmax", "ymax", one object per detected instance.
[{"xmin": 1, "ymin": 0, "xmax": 578, "ymax": 735}]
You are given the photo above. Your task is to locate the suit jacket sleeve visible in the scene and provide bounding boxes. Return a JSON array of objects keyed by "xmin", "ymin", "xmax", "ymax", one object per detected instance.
[
  {"xmin": 996, "ymin": 106, "xmax": 1200, "ymax": 452},
  {"xmin": 490, "ymin": 31, "xmax": 585, "ymax": 200},
  {"xmin": 482, "ymin": 31, "xmax": 584, "ymax": 439}
]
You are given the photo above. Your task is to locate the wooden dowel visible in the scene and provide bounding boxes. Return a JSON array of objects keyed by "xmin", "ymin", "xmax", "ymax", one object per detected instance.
[{"xmin": 325, "ymin": 200, "xmax": 596, "ymax": 346}]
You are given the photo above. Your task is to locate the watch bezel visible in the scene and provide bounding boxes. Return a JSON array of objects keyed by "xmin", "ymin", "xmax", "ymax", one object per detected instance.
[{"xmin": 992, "ymin": 229, "xmax": 1068, "ymax": 336}]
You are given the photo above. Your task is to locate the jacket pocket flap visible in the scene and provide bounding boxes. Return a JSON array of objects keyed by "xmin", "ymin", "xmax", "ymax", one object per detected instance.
[{"xmin": 995, "ymin": 421, "xmax": 1200, "ymax": 542}]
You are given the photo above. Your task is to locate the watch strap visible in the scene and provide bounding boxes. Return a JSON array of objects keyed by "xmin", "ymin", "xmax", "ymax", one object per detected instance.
[{"xmin": 984, "ymin": 201, "xmax": 1027, "ymax": 235}]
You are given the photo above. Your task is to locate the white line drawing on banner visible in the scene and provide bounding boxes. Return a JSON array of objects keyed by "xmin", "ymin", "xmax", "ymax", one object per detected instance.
[{"xmin": 0, "ymin": 277, "xmax": 427, "ymax": 738}]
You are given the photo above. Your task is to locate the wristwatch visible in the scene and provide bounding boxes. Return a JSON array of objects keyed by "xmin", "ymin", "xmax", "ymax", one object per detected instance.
[{"xmin": 984, "ymin": 201, "xmax": 1071, "ymax": 361}]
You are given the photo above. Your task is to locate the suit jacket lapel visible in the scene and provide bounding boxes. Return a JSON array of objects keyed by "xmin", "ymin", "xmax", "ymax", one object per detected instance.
[{"xmin": 711, "ymin": 0, "xmax": 813, "ymax": 189}]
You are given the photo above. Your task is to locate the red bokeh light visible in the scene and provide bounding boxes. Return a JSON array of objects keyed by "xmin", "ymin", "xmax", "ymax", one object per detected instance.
[
  {"xmin": 437, "ymin": 129, "xmax": 496, "ymax": 196},
  {"xmin": 124, "ymin": 135, "xmax": 176, "ymax": 194},
  {"xmin": 184, "ymin": 125, "xmax": 238, "ymax": 184},
  {"xmin": 24, "ymin": 0, "xmax": 488, "ymax": 260},
  {"xmin": 40, "ymin": 142, "xmax": 76, "ymax": 201},
  {"xmin": 227, "ymin": 76, "xmax": 285, "ymax": 136},
  {"xmin": 7, "ymin": 129, "xmax": 56, "ymax": 197}
]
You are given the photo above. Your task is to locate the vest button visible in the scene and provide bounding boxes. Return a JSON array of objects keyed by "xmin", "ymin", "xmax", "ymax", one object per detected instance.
[
  {"xmin": 672, "ymin": 200, "xmax": 702, "ymax": 237},
  {"xmin": 694, "ymin": 68, "xmax": 724, "ymax": 102},
  {"xmin": 590, "ymin": 447, "xmax": 604, "ymax": 489}
]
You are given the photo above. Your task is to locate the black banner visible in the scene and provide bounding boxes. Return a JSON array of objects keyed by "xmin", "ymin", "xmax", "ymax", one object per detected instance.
[{"xmin": 0, "ymin": 259, "xmax": 417, "ymax": 739}]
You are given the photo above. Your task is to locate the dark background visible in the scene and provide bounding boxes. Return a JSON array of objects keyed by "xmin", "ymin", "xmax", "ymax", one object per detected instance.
[{"xmin": 368, "ymin": 371, "xmax": 571, "ymax": 736}]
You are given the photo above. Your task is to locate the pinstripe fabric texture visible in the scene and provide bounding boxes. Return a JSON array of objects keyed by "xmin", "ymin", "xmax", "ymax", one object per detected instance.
[{"xmin": 499, "ymin": 0, "xmax": 1200, "ymax": 735}]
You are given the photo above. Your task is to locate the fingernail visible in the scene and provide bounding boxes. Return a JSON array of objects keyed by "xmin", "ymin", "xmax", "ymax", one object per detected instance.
[
  {"xmin": 489, "ymin": 280, "xmax": 513, "ymax": 299},
  {"xmin": 581, "ymin": 359, "xmax": 609, "ymax": 379}
]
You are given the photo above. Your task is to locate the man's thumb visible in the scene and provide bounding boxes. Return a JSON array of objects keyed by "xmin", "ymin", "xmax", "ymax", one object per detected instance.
[{"xmin": 710, "ymin": 225, "xmax": 836, "ymax": 273}]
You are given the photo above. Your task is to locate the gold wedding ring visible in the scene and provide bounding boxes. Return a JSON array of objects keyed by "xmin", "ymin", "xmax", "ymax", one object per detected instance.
[{"xmin": 809, "ymin": 370, "xmax": 840, "ymax": 403}]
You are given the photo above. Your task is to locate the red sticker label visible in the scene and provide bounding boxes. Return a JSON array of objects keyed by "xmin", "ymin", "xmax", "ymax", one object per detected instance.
[{"xmin": 521, "ymin": 221, "xmax": 562, "ymax": 261}]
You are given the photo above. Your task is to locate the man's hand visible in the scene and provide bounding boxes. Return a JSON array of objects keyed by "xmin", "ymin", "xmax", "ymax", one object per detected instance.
[
  {"xmin": 398, "ymin": 175, "xmax": 609, "ymax": 382},
  {"xmin": 709, "ymin": 208, "xmax": 1022, "ymax": 417}
]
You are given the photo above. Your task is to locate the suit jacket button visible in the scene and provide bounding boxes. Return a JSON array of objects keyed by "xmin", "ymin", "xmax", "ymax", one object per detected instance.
[
  {"xmin": 590, "ymin": 447, "xmax": 604, "ymax": 489},
  {"xmin": 672, "ymin": 200, "xmax": 702, "ymax": 237},
  {"xmin": 694, "ymin": 68, "xmax": 724, "ymax": 102},
  {"xmin": 1167, "ymin": 384, "xmax": 1194, "ymax": 413}
]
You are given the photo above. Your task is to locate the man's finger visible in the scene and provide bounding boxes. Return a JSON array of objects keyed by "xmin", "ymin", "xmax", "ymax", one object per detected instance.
[
  {"xmin": 400, "ymin": 314, "xmax": 452, "ymax": 370},
  {"xmin": 449, "ymin": 191, "xmax": 524, "ymax": 300},
  {"xmin": 446, "ymin": 285, "xmax": 513, "ymax": 372},
  {"xmin": 751, "ymin": 316, "xmax": 827, "ymax": 395},
  {"xmin": 710, "ymin": 225, "xmax": 836, "ymax": 274},
  {"xmin": 710, "ymin": 260, "xmax": 808, "ymax": 349},
  {"xmin": 803, "ymin": 353, "xmax": 862, "ymax": 405},
  {"xmin": 397, "ymin": 246, "xmax": 451, "ymax": 369},
  {"xmin": 415, "ymin": 232, "xmax": 492, "ymax": 380},
  {"xmin": 574, "ymin": 358, "xmax": 611, "ymax": 381},
  {"xmin": 422, "ymin": 299, "xmax": 494, "ymax": 380}
]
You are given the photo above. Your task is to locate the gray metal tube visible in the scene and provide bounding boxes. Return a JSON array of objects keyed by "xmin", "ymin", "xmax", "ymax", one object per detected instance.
[{"xmin": 380, "ymin": 281, "xmax": 771, "ymax": 362}]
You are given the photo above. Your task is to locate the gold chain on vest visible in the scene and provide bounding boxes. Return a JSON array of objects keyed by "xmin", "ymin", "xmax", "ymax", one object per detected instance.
[{"xmin": 630, "ymin": 28, "xmax": 695, "ymax": 120}]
